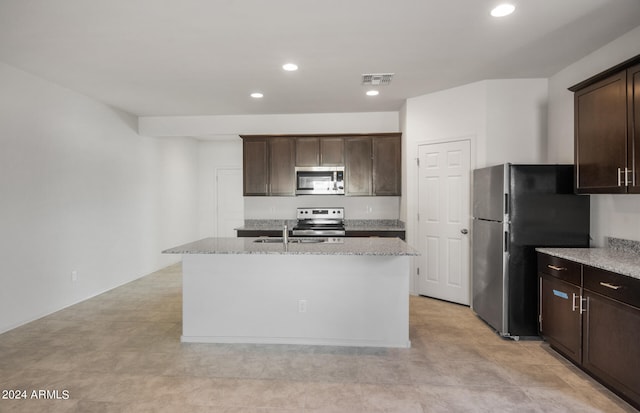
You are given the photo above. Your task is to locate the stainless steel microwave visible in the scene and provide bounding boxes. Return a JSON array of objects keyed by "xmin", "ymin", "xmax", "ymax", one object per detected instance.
[{"xmin": 295, "ymin": 166, "xmax": 345, "ymax": 195}]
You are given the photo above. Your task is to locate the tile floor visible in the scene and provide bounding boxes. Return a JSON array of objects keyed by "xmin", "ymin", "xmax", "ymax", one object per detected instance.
[{"xmin": 0, "ymin": 263, "xmax": 637, "ymax": 413}]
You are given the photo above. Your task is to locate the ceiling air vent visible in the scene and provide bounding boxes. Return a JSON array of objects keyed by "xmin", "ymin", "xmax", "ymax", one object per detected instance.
[{"xmin": 361, "ymin": 73, "xmax": 394, "ymax": 86}]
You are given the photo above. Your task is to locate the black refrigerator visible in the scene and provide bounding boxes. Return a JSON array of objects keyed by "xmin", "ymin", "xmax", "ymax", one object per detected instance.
[{"xmin": 471, "ymin": 164, "xmax": 590, "ymax": 339}]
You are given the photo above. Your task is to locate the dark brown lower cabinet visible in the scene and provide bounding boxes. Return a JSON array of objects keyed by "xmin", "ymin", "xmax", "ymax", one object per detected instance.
[
  {"xmin": 583, "ymin": 290, "xmax": 640, "ymax": 409},
  {"xmin": 538, "ymin": 252, "xmax": 640, "ymax": 411},
  {"xmin": 539, "ymin": 273, "xmax": 582, "ymax": 364}
]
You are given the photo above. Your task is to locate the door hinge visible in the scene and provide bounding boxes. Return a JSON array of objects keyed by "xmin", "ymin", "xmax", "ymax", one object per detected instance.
[
  {"xmin": 417, "ymin": 213, "xmax": 420, "ymax": 222},
  {"xmin": 416, "ymin": 157, "xmax": 420, "ymax": 167},
  {"xmin": 417, "ymin": 267, "xmax": 420, "ymax": 275}
]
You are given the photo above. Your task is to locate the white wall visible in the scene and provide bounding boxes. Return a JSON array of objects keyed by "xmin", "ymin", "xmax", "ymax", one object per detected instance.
[
  {"xmin": 196, "ymin": 138, "xmax": 244, "ymax": 238},
  {"xmin": 139, "ymin": 112, "xmax": 399, "ymax": 137},
  {"xmin": 402, "ymin": 79, "xmax": 548, "ymax": 292},
  {"xmin": 403, "ymin": 78, "xmax": 548, "ymax": 233},
  {"xmin": 243, "ymin": 196, "xmax": 400, "ymax": 220},
  {"xmin": 144, "ymin": 112, "xmax": 402, "ymax": 224},
  {"xmin": 196, "ymin": 136, "xmax": 402, "ymax": 226},
  {"xmin": 0, "ymin": 62, "xmax": 199, "ymax": 333},
  {"xmin": 547, "ymin": 25, "xmax": 640, "ymax": 246},
  {"xmin": 485, "ymin": 80, "xmax": 548, "ymax": 166}
]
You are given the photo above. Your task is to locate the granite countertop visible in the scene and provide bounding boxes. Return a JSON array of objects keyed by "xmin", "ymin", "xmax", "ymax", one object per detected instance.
[
  {"xmin": 235, "ymin": 219, "xmax": 405, "ymax": 232},
  {"xmin": 163, "ymin": 237, "xmax": 419, "ymax": 256},
  {"xmin": 344, "ymin": 220, "xmax": 405, "ymax": 231},
  {"xmin": 537, "ymin": 238, "xmax": 640, "ymax": 280}
]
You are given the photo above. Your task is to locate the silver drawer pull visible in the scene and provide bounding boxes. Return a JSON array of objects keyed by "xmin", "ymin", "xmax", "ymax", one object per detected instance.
[
  {"xmin": 599, "ymin": 282, "xmax": 621, "ymax": 290},
  {"xmin": 547, "ymin": 265, "xmax": 567, "ymax": 271}
]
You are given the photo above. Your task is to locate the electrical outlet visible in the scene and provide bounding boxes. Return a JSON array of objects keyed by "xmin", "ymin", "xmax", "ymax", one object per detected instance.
[
  {"xmin": 71, "ymin": 270, "xmax": 78, "ymax": 282},
  {"xmin": 298, "ymin": 299, "xmax": 307, "ymax": 313}
]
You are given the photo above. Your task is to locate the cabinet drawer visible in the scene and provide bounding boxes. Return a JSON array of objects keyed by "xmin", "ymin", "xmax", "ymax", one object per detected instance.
[
  {"xmin": 537, "ymin": 253, "xmax": 581, "ymax": 286},
  {"xmin": 583, "ymin": 266, "xmax": 640, "ymax": 308}
]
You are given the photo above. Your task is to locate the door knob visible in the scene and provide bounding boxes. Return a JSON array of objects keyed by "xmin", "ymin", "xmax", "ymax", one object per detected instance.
[{"xmin": 460, "ymin": 229, "xmax": 469, "ymax": 234}]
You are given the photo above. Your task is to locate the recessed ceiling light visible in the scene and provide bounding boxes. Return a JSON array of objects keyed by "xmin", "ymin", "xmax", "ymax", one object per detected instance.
[
  {"xmin": 491, "ymin": 4, "xmax": 515, "ymax": 17},
  {"xmin": 250, "ymin": 92, "xmax": 264, "ymax": 98},
  {"xmin": 282, "ymin": 63, "xmax": 298, "ymax": 71},
  {"xmin": 366, "ymin": 90, "xmax": 379, "ymax": 96}
]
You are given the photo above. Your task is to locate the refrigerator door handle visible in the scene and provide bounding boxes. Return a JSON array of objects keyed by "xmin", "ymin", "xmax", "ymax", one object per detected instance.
[{"xmin": 504, "ymin": 231, "xmax": 509, "ymax": 252}]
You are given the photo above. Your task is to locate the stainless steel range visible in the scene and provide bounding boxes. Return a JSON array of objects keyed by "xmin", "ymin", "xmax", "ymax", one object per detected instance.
[{"xmin": 292, "ymin": 207, "xmax": 345, "ymax": 236}]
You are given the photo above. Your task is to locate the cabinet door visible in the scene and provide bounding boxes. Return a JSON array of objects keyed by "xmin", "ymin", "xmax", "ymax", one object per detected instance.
[
  {"xmin": 320, "ymin": 138, "xmax": 344, "ymax": 165},
  {"xmin": 539, "ymin": 273, "xmax": 582, "ymax": 364},
  {"xmin": 629, "ymin": 64, "xmax": 640, "ymax": 193},
  {"xmin": 574, "ymin": 71, "xmax": 628, "ymax": 193},
  {"xmin": 344, "ymin": 137, "xmax": 372, "ymax": 195},
  {"xmin": 583, "ymin": 290, "xmax": 640, "ymax": 409},
  {"xmin": 372, "ymin": 135, "xmax": 401, "ymax": 195},
  {"xmin": 296, "ymin": 137, "xmax": 320, "ymax": 166},
  {"xmin": 243, "ymin": 138, "xmax": 269, "ymax": 196},
  {"xmin": 269, "ymin": 138, "xmax": 295, "ymax": 195}
]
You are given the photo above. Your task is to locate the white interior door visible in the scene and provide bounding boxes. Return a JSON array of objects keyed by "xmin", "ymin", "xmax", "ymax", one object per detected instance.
[
  {"xmin": 216, "ymin": 168, "xmax": 244, "ymax": 237},
  {"xmin": 417, "ymin": 140, "xmax": 471, "ymax": 305}
]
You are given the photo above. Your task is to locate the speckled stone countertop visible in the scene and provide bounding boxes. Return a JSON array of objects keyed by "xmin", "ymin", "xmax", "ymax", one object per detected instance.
[
  {"xmin": 163, "ymin": 237, "xmax": 419, "ymax": 256},
  {"xmin": 537, "ymin": 237, "xmax": 640, "ymax": 280},
  {"xmin": 235, "ymin": 219, "xmax": 405, "ymax": 232},
  {"xmin": 344, "ymin": 220, "xmax": 405, "ymax": 231}
]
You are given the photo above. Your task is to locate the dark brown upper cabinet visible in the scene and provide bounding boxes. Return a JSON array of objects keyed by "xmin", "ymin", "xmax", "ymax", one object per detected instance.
[
  {"xmin": 242, "ymin": 137, "xmax": 269, "ymax": 196},
  {"xmin": 570, "ymin": 55, "xmax": 640, "ymax": 194},
  {"xmin": 295, "ymin": 137, "xmax": 344, "ymax": 166},
  {"xmin": 631, "ymin": 64, "xmax": 640, "ymax": 193},
  {"xmin": 268, "ymin": 137, "xmax": 296, "ymax": 195},
  {"xmin": 372, "ymin": 135, "xmax": 401, "ymax": 196},
  {"xmin": 241, "ymin": 136, "xmax": 295, "ymax": 196},
  {"xmin": 242, "ymin": 133, "xmax": 401, "ymax": 197},
  {"xmin": 345, "ymin": 134, "xmax": 402, "ymax": 196},
  {"xmin": 344, "ymin": 137, "xmax": 373, "ymax": 196}
]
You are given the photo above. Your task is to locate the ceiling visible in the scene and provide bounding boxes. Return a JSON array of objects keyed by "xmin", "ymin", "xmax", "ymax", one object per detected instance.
[{"xmin": 0, "ymin": 0, "xmax": 639, "ymax": 117}]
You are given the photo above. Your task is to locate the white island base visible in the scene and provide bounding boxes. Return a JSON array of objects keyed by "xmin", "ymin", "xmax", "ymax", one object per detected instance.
[{"xmin": 181, "ymin": 254, "xmax": 410, "ymax": 348}]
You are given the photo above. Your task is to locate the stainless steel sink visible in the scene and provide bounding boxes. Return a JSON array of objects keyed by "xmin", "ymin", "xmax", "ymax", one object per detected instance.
[{"xmin": 253, "ymin": 237, "xmax": 325, "ymax": 244}]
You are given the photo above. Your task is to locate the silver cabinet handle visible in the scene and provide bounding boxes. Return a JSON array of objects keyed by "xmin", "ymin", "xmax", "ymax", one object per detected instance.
[
  {"xmin": 618, "ymin": 167, "xmax": 623, "ymax": 187},
  {"xmin": 547, "ymin": 265, "xmax": 567, "ymax": 271},
  {"xmin": 580, "ymin": 296, "xmax": 587, "ymax": 314},
  {"xmin": 599, "ymin": 282, "xmax": 621, "ymax": 290},
  {"xmin": 617, "ymin": 167, "xmax": 632, "ymax": 187},
  {"xmin": 460, "ymin": 228, "xmax": 468, "ymax": 234},
  {"xmin": 572, "ymin": 293, "xmax": 579, "ymax": 312},
  {"xmin": 618, "ymin": 168, "xmax": 622, "ymax": 186}
]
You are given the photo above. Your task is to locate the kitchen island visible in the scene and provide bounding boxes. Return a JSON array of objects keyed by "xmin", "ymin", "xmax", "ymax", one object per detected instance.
[{"xmin": 164, "ymin": 237, "xmax": 418, "ymax": 348}]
